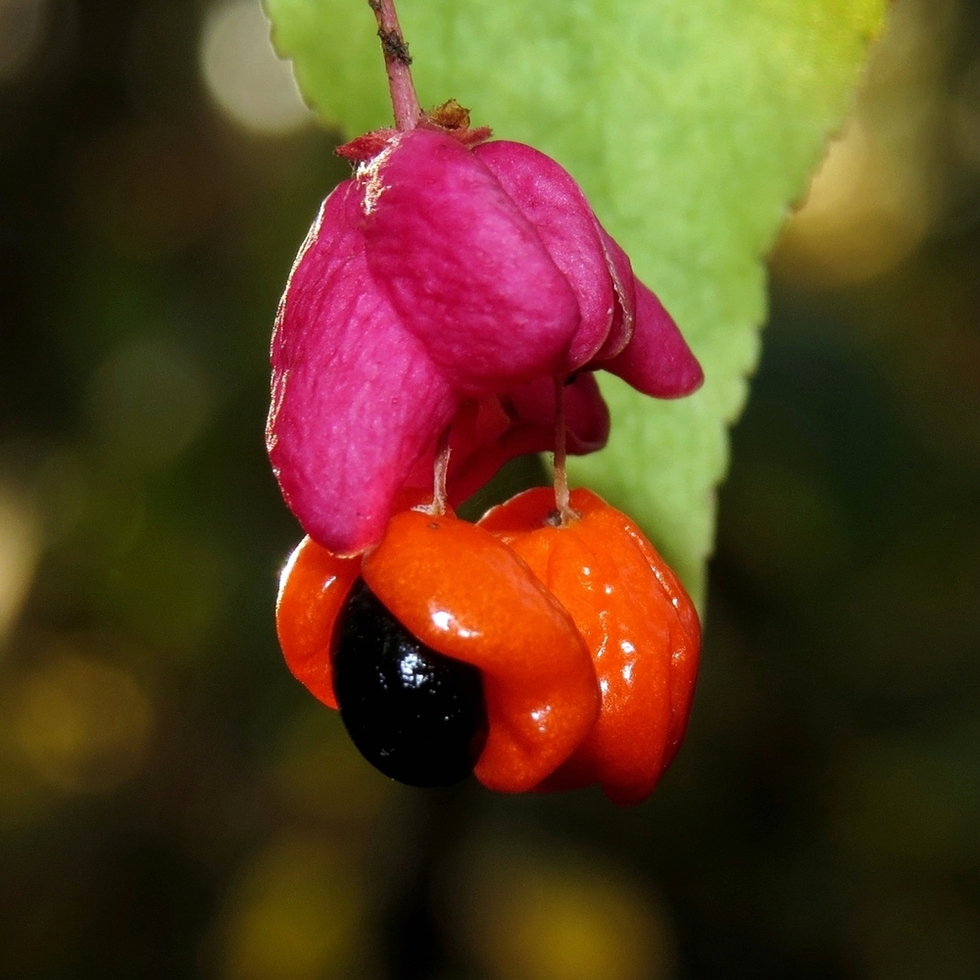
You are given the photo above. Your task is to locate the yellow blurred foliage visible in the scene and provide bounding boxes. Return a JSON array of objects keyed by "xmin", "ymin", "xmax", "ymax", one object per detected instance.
[
  {"xmin": 0, "ymin": 482, "xmax": 41, "ymax": 648},
  {"xmin": 772, "ymin": 0, "xmax": 956, "ymax": 285},
  {"xmin": 219, "ymin": 835, "xmax": 368, "ymax": 980},
  {"xmin": 458, "ymin": 844, "xmax": 676, "ymax": 980},
  {"xmin": 12, "ymin": 648, "xmax": 153, "ymax": 794}
]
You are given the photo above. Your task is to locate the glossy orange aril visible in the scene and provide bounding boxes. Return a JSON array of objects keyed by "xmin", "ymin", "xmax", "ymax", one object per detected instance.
[
  {"xmin": 275, "ymin": 488, "xmax": 699, "ymax": 805},
  {"xmin": 479, "ymin": 487, "xmax": 700, "ymax": 805},
  {"xmin": 275, "ymin": 535, "xmax": 361, "ymax": 710},
  {"xmin": 275, "ymin": 487, "xmax": 433, "ymax": 711},
  {"xmin": 361, "ymin": 508, "xmax": 600, "ymax": 793}
]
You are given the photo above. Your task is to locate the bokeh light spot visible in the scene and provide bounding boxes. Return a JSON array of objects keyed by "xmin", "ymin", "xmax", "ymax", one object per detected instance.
[
  {"xmin": 13, "ymin": 651, "xmax": 153, "ymax": 794},
  {"xmin": 771, "ymin": 0, "xmax": 954, "ymax": 286},
  {"xmin": 0, "ymin": 483, "xmax": 41, "ymax": 647},
  {"xmin": 200, "ymin": 0, "xmax": 314, "ymax": 136},
  {"xmin": 219, "ymin": 836, "xmax": 366, "ymax": 980},
  {"xmin": 772, "ymin": 120, "xmax": 931, "ymax": 286},
  {"xmin": 458, "ymin": 844, "xmax": 675, "ymax": 980}
]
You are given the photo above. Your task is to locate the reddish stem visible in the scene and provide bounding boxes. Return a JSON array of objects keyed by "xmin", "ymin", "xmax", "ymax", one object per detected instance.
[
  {"xmin": 428, "ymin": 427, "xmax": 451, "ymax": 516},
  {"xmin": 552, "ymin": 377, "xmax": 577, "ymax": 525},
  {"xmin": 368, "ymin": 0, "xmax": 422, "ymax": 130}
]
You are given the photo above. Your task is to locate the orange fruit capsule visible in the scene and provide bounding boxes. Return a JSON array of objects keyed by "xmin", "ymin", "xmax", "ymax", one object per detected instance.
[
  {"xmin": 275, "ymin": 535, "xmax": 362, "ymax": 710},
  {"xmin": 479, "ymin": 487, "xmax": 701, "ymax": 805},
  {"xmin": 275, "ymin": 487, "xmax": 433, "ymax": 711},
  {"xmin": 362, "ymin": 509, "xmax": 600, "ymax": 793}
]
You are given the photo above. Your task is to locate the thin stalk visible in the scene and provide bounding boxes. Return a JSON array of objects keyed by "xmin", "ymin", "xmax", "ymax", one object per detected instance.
[
  {"xmin": 368, "ymin": 0, "xmax": 422, "ymax": 130},
  {"xmin": 553, "ymin": 376, "xmax": 577, "ymax": 524},
  {"xmin": 429, "ymin": 427, "xmax": 451, "ymax": 516}
]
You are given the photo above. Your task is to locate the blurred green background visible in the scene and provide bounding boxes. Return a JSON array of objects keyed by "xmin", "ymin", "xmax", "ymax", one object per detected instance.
[{"xmin": 1, "ymin": 0, "xmax": 979, "ymax": 978}]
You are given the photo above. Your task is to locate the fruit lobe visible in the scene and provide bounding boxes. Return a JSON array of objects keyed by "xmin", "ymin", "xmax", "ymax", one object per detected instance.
[
  {"xmin": 275, "ymin": 535, "xmax": 361, "ymax": 710},
  {"xmin": 361, "ymin": 508, "xmax": 600, "ymax": 793},
  {"xmin": 479, "ymin": 487, "xmax": 700, "ymax": 805}
]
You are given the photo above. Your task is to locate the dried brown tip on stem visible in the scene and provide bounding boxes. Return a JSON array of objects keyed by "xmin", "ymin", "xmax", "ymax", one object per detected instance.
[{"xmin": 367, "ymin": 0, "xmax": 421, "ymax": 130}]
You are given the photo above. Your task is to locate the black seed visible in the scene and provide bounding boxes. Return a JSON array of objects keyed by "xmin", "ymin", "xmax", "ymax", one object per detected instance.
[{"xmin": 333, "ymin": 580, "xmax": 488, "ymax": 787}]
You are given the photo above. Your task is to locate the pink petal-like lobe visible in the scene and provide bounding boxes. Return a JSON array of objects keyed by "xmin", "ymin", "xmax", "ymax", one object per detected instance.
[
  {"xmin": 268, "ymin": 182, "xmax": 456, "ymax": 554},
  {"xmin": 601, "ymin": 279, "xmax": 704, "ymax": 398},
  {"xmin": 405, "ymin": 373, "xmax": 611, "ymax": 504},
  {"xmin": 268, "ymin": 126, "xmax": 701, "ymax": 554},
  {"xmin": 364, "ymin": 129, "xmax": 581, "ymax": 391},
  {"xmin": 473, "ymin": 141, "xmax": 615, "ymax": 371}
]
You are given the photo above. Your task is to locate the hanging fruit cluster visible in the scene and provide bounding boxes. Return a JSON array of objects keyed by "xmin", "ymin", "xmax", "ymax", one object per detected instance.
[
  {"xmin": 276, "ymin": 488, "xmax": 700, "ymax": 805},
  {"xmin": 267, "ymin": 0, "xmax": 704, "ymax": 804}
]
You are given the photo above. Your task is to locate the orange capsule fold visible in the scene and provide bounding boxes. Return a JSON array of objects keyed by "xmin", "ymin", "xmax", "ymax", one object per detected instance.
[
  {"xmin": 362, "ymin": 509, "xmax": 600, "ymax": 793},
  {"xmin": 479, "ymin": 487, "xmax": 700, "ymax": 805},
  {"xmin": 275, "ymin": 535, "xmax": 362, "ymax": 710}
]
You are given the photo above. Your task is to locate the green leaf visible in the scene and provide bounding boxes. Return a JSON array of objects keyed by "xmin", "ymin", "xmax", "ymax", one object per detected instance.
[{"xmin": 264, "ymin": 0, "xmax": 886, "ymax": 605}]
